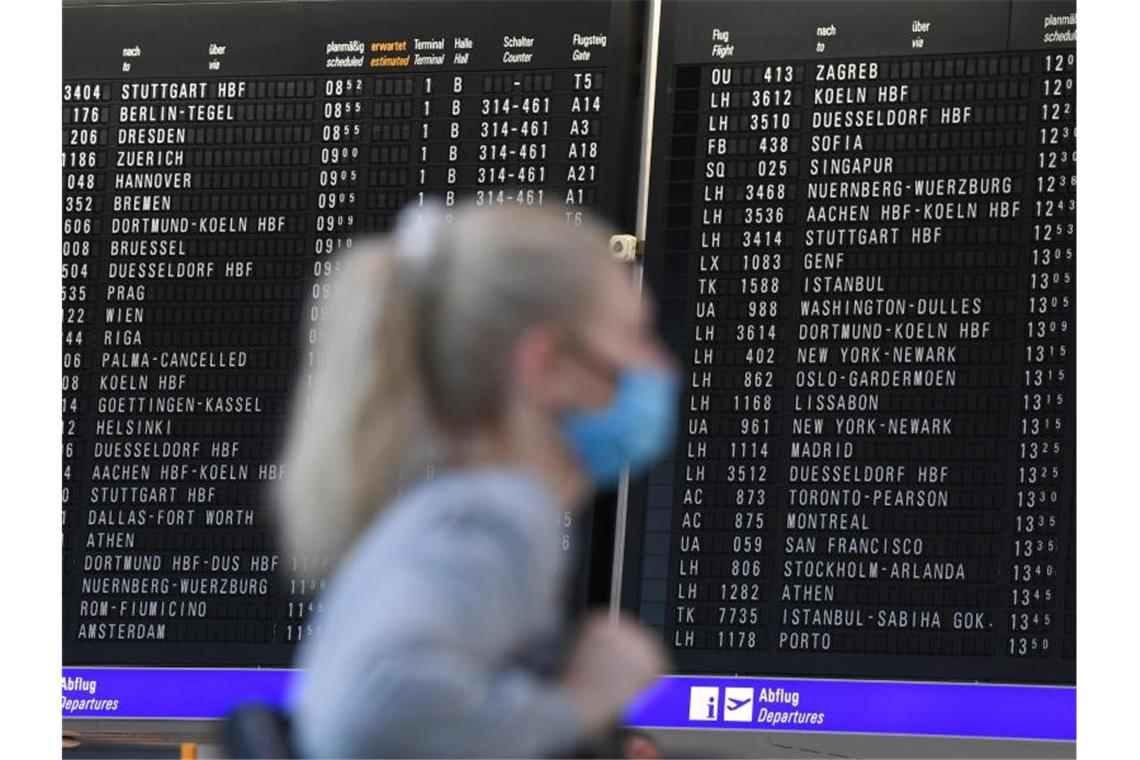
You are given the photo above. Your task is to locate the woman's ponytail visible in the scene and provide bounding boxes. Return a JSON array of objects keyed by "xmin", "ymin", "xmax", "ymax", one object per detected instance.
[{"xmin": 275, "ymin": 242, "xmax": 429, "ymax": 568}]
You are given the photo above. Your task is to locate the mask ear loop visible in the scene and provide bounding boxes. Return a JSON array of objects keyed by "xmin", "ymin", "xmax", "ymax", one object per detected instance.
[{"xmin": 562, "ymin": 331, "xmax": 623, "ymax": 387}]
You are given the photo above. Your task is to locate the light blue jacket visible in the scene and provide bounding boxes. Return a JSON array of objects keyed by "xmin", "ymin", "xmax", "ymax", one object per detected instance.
[{"xmin": 290, "ymin": 467, "xmax": 584, "ymax": 758}]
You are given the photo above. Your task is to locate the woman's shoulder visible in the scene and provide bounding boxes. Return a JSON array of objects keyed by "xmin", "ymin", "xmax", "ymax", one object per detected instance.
[
  {"xmin": 395, "ymin": 465, "xmax": 560, "ymax": 536},
  {"xmin": 333, "ymin": 465, "xmax": 563, "ymax": 579},
  {"xmin": 307, "ymin": 465, "xmax": 567, "ymax": 653}
]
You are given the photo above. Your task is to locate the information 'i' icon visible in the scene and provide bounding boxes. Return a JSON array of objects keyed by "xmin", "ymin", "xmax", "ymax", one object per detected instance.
[{"xmin": 688, "ymin": 687, "xmax": 719, "ymax": 721}]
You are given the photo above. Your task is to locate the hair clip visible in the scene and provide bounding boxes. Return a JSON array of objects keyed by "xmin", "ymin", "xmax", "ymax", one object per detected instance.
[{"xmin": 394, "ymin": 198, "xmax": 447, "ymax": 276}]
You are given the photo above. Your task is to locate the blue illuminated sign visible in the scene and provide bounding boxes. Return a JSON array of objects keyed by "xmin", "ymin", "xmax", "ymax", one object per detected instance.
[{"xmin": 62, "ymin": 668, "xmax": 1075, "ymax": 741}]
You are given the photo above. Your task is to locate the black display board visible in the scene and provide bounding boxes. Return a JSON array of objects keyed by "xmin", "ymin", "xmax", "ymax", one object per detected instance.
[
  {"xmin": 63, "ymin": 0, "xmax": 1079, "ymax": 686},
  {"xmin": 621, "ymin": 0, "xmax": 1076, "ymax": 684},
  {"xmin": 62, "ymin": 0, "xmax": 643, "ymax": 666}
]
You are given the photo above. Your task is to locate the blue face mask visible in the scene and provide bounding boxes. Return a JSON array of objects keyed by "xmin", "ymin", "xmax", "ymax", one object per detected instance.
[{"xmin": 560, "ymin": 366, "xmax": 681, "ymax": 489}]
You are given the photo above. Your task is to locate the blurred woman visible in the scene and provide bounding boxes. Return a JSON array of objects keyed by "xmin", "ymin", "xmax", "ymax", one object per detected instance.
[{"xmin": 276, "ymin": 201, "xmax": 678, "ymax": 758}]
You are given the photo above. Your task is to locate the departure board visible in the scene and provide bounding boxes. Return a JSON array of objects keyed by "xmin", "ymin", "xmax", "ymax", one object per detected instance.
[
  {"xmin": 61, "ymin": 0, "xmax": 642, "ymax": 666},
  {"xmin": 622, "ymin": 0, "xmax": 1076, "ymax": 684}
]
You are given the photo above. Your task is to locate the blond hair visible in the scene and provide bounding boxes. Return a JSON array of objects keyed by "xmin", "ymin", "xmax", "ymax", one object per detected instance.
[{"xmin": 275, "ymin": 202, "xmax": 615, "ymax": 566}]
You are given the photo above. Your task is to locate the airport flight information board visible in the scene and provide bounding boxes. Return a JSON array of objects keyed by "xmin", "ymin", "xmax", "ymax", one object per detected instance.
[
  {"xmin": 622, "ymin": 0, "xmax": 1076, "ymax": 685},
  {"xmin": 61, "ymin": 0, "xmax": 642, "ymax": 666},
  {"xmin": 63, "ymin": 0, "xmax": 1078, "ymax": 715}
]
